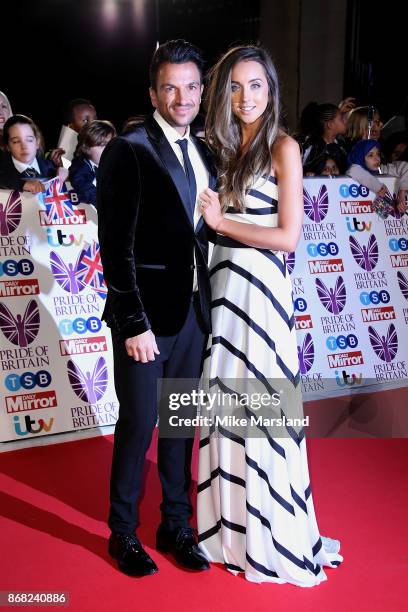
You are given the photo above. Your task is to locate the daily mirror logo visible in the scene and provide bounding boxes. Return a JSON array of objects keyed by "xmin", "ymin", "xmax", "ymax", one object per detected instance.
[
  {"xmin": 0, "ymin": 279, "xmax": 40, "ymax": 298},
  {"xmin": 5, "ymin": 390, "xmax": 57, "ymax": 413},
  {"xmin": 38, "ymin": 178, "xmax": 87, "ymax": 226}
]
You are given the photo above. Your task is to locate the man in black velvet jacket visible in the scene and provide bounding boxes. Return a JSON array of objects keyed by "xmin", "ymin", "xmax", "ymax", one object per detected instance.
[{"xmin": 97, "ymin": 40, "xmax": 216, "ymax": 577}]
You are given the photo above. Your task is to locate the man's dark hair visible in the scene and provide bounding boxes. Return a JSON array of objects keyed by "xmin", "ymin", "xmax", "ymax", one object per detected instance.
[
  {"xmin": 63, "ymin": 98, "xmax": 95, "ymax": 124},
  {"xmin": 149, "ymin": 39, "xmax": 204, "ymax": 90}
]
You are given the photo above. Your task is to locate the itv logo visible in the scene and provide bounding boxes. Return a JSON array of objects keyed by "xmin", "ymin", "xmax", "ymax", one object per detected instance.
[{"xmin": 13, "ymin": 414, "xmax": 54, "ymax": 436}]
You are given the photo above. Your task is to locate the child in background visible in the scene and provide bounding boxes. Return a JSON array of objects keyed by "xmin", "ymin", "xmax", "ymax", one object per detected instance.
[
  {"xmin": 382, "ymin": 131, "xmax": 408, "ymax": 162},
  {"xmin": 345, "ymin": 106, "xmax": 383, "ymax": 150},
  {"xmin": 304, "ymin": 152, "xmax": 342, "ymax": 177},
  {"xmin": 50, "ymin": 98, "xmax": 98, "ymax": 167},
  {"xmin": 65, "ymin": 98, "xmax": 97, "ymax": 133},
  {"xmin": 0, "ymin": 91, "xmax": 13, "ymax": 148},
  {"xmin": 347, "ymin": 139, "xmax": 408, "ymax": 216},
  {"xmin": 297, "ymin": 102, "xmax": 348, "ymax": 171},
  {"xmin": 0, "ymin": 114, "xmax": 68, "ymax": 193},
  {"xmin": 68, "ymin": 120, "xmax": 116, "ymax": 207}
]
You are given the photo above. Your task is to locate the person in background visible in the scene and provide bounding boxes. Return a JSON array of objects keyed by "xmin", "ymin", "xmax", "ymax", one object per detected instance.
[
  {"xmin": 382, "ymin": 131, "xmax": 408, "ymax": 162},
  {"xmin": 0, "ymin": 91, "xmax": 13, "ymax": 148},
  {"xmin": 49, "ymin": 98, "xmax": 98, "ymax": 167},
  {"xmin": 346, "ymin": 139, "xmax": 408, "ymax": 214},
  {"xmin": 295, "ymin": 97, "xmax": 354, "ymax": 148},
  {"xmin": 338, "ymin": 96, "xmax": 356, "ymax": 116},
  {"xmin": 69, "ymin": 120, "xmax": 116, "ymax": 207},
  {"xmin": 296, "ymin": 102, "xmax": 347, "ymax": 172},
  {"xmin": 121, "ymin": 115, "xmax": 146, "ymax": 134},
  {"xmin": 0, "ymin": 114, "xmax": 67, "ymax": 193},
  {"xmin": 304, "ymin": 152, "xmax": 342, "ymax": 177},
  {"xmin": 345, "ymin": 105, "xmax": 383, "ymax": 150},
  {"xmin": 65, "ymin": 98, "xmax": 97, "ymax": 133}
]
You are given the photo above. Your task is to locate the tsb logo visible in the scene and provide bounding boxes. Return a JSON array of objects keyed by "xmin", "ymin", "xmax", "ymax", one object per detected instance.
[
  {"xmin": 0, "ymin": 259, "xmax": 34, "ymax": 277},
  {"xmin": 306, "ymin": 242, "xmax": 339, "ymax": 257},
  {"xmin": 326, "ymin": 334, "xmax": 358, "ymax": 351},
  {"xmin": 389, "ymin": 238, "xmax": 408, "ymax": 252},
  {"xmin": 58, "ymin": 317, "xmax": 102, "ymax": 335},
  {"xmin": 360, "ymin": 291, "xmax": 390, "ymax": 305},
  {"xmin": 4, "ymin": 370, "xmax": 52, "ymax": 391},
  {"xmin": 294, "ymin": 297, "xmax": 308, "ymax": 312},
  {"xmin": 339, "ymin": 184, "xmax": 370, "ymax": 198}
]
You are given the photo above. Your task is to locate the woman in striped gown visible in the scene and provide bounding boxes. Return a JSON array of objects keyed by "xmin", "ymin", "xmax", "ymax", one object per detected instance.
[{"xmin": 197, "ymin": 45, "xmax": 343, "ymax": 586}]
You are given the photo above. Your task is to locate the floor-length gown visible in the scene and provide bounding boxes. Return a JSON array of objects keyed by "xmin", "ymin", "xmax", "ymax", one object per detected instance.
[{"xmin": 197, "ymin": 175, "xmax": 343, "ymax": 586}]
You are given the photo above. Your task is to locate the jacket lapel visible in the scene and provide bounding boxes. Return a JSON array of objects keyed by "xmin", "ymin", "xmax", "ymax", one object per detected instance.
[
  {"xmin": 191, "ymin": 135, "xmax": 217, "ymax": 190},
  {"xmin": 145, "ymin": 116, "xmax": 193, "ymax": 226},
  {"xmin": 191, "ymin": 134, "xmax": 217, "ymax": 234}
]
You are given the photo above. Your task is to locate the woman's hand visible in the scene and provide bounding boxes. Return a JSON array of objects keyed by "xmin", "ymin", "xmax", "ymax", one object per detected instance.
[{"xmin": 199, "ymin": 188, "xmax": 223, "ymax": 231}]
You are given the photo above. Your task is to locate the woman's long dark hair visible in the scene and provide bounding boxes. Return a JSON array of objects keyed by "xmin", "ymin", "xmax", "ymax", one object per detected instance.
[{"xmin": 205, "ymin": 45, "xmax": 281, "ymax": 211}]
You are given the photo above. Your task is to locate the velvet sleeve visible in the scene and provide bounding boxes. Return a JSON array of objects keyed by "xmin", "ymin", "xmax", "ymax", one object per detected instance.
[{"xmin": 97, "ymin": 137, "xmax": 150, "ymax": 338}]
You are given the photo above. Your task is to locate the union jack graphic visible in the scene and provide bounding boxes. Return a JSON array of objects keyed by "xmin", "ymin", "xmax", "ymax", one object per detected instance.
[
  {"xmin": 42, "ymin": 178, "xmax": 74, "ymax": 220},
  {"xmin": 79, "ymin": 240, "xmax": 107, "ymax": 299}
]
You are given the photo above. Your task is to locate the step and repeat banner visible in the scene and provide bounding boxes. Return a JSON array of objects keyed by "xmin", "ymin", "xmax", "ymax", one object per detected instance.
[
  {"xmin": 293, "ymin": 177, "xmax": 408, "ymax": 400},
  {"xmin": 0, "ymin": 180, "xmax": 118, "ymax": 442},
  {"xmin": 0, "ymin": 176, "xmax": 407, "ymax": 442}
]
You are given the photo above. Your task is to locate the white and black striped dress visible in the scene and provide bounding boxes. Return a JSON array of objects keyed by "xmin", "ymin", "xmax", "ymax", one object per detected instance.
[{"xmin": 197, "ymin": 175, "xmax": 343, "ymax": 586}]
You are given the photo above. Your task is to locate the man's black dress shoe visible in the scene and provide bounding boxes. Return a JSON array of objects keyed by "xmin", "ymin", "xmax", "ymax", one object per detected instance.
[
  {"xmin": 109, "ymin": 533, "xmax": 158, "ymax": 576},
  {"xmin": 156, "ymin": 525, "xmax": 210, "ymax": 571}
]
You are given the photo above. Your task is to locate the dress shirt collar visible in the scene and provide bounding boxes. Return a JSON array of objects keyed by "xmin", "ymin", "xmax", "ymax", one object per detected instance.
[
  {"xmin": 153, "ymin": 110, "xmax": 191, "ymax": 143},
  {"xmin": 12, "ymin": 156, "xmax": 41, "ymax": 174}
]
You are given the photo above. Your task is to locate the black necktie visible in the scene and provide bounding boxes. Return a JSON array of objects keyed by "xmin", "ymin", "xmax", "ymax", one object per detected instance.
[
  {"xmin": 176, "ymin": 139, "xmax": 197, "ymax": 217},
  {"xmin": 21, "ymin": 167, "xmax": 40, "ymax": 179}
]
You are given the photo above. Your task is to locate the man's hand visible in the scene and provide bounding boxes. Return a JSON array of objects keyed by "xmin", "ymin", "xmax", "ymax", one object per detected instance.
[{"xmin": 125, "ymin": 330, "xmax": 160, "ymax": 363}]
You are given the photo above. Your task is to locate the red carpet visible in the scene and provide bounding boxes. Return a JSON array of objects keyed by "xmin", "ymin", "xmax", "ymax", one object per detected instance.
[{"xmin": 0, "ymin": 433, "xmax": 407, "ymax": 611}]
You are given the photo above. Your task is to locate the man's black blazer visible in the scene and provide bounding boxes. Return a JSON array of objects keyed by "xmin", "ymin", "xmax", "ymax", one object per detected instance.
[{"xmin": 97, "ymin": 115, "xmax": 217, "ymax": 339}]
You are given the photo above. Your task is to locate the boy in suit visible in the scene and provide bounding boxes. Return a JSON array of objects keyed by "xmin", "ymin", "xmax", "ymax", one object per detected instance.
[{"xmin": 69, "ymin": 120, "xmax": 116, "ymax": 206}]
